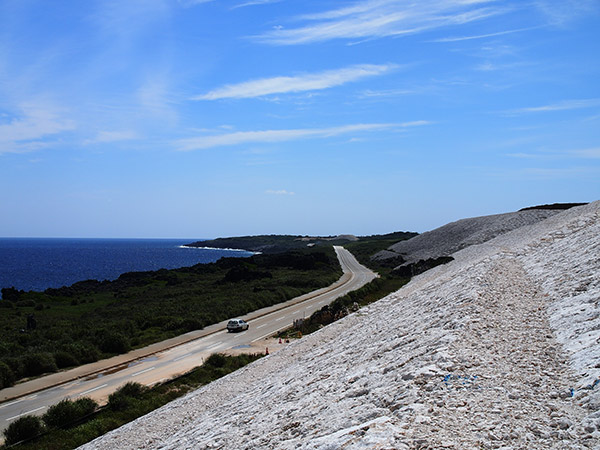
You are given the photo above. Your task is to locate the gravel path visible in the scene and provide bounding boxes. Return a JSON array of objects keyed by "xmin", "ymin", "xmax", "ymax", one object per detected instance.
[{"xmin": 83, "ymin": 202, "xmax": 599, "ymax": 449}]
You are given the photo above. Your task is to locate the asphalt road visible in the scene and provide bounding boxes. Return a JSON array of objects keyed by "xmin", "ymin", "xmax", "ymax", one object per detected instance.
[{"xmin": 0, "ymin": 246, "xmax": 377, "ymax": 432}]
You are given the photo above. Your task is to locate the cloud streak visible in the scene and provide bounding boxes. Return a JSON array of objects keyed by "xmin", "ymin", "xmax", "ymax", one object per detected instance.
[
  {"xmin": 0, "ymin": 103, "xmax": 76, "ymax": 154},
  {"xmin": 175, "ymin": 121, "xmax": 429, "ymax": 151},
  {"xmin": 231, "ymin": 0, "xmax": 282, "ymax": 9},
  {"xmin": 194, "ymin": 64, "xmax": 397, "ymax": 100},
  {"xmin": 432, "ymin": 26, "xmax": 541, "ymax": 42},
  {"xmin": 506, "ymin": 98, "xmax": 600, "ymax": 114},
  {"xmin": 255, "ymin": 0, "xmax": 509, "ymax": 45},
  {"xmin": 507, "ymin": 147, "xmax": 600, "ymax": 160},
  {"xmin": 84, "ymin": 130, "xmax": 139, "ymax": 145},
  {"xmin": 266, "ymin": 189, "xmax": 295, "ymax": 195}
]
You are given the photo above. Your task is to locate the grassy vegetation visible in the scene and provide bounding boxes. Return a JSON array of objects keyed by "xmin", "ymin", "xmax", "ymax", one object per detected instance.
[
  {"xmin": 281, "ymin": 275, "xmax": 411, "ymax": 338},
  {"xmin": 279, "ymin": 232, "xmax": 418, "ymax": 338},
  {"xmin": 4, "ymin": 353, "xmax": 263, "ymax": 449},
  {"xmin": 0, "ymin": 248, "xmax": 341, "ymax": 386},
  {"xmin": 343, "ymin": 231, "xmax": 417, "ymax": 275}
]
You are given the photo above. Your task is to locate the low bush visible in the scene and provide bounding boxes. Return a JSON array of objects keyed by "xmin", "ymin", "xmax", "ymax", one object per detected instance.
[
  {"xmin": 22, "ymin": 352, "xmax": 58, "ymax": 377},
  {"xmin": 3, "ymin": 415, "xmax": 44, "ymax": 446},
  {"xmin": 15, "ymin": 300, "xmax": 36, "ymax": 308},
  {"xmin": 0, "ymin": 361, "xmax": 15, "ymax": 389},
  {"xmin": 108, "ymin": 382, "xmax": 147, "ymax": 411},
  {"xmin": 99, "ymin": 331, "xmax": 130, "ymax": 354},
  {"xmin": 205, "ymin": 353, "xmax": 226, "ymax": 368},
  {"xmin": 43, "ymin": 397, "xmax": 98, "ymax": 429},
  {"xmin": 53, "ymin": 351, "xmax": 80, "ymax": 369}
]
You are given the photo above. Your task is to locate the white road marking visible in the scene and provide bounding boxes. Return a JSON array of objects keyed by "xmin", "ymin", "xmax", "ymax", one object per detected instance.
[
  {"xmin": 251, "ymin": 323, "xmax": 291, "ymax": 343},
  {"xmin": 206, "ymin": 342, "xmax": 222, "ymax": 350},
  {"xmin": 78, "ymin": 383, "xmax": 108, "ymax": 397},
  {"xmin": 275, "ymin": 316, "xmax": 286, "ymax": 321},
  {"xmin": 255, "ymin": 323, "xmax": 268, "ymax": 329},
  {"xmin": 173, "ymin": 353, "xmax": 192, "ymax": 362},
  {"xmin": 7, "ymin": 406, "xmax": 46, "ymax": 421},
  {"xmin": 0, "ymin": 399, "xmax": 24, "ymax": 409},
  {"xmin": 131, "ymin": 367, "xmax": 155, "ymax": 377}
]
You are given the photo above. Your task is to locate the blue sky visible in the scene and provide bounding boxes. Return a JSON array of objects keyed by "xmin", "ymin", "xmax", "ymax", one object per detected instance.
[{"xmin": 1, "ymin": 0, "xmax": 599, "ymax": 238}]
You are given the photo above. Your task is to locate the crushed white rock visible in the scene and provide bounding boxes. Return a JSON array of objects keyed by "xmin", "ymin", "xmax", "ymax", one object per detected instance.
[{"xmin": 83, "ymin": 202, "xmax": 600, "ymax": 450}]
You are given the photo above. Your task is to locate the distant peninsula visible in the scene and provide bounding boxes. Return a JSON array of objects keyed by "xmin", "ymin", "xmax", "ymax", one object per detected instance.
[{"xmin": 186, "ymin": 232, "xmax": 417, "ymax": 255}]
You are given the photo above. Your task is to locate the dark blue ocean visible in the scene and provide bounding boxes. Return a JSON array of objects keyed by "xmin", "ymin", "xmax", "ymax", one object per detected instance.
[{"xmin": 0, "ymin": 238, "xmax": 252, "ymax": 295}]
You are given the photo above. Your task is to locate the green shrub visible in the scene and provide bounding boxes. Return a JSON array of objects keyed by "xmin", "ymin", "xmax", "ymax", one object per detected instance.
[
  {"xmin": 205, "ymin": 353, "xmax": 226, "ymax": 368},
  {"xmin": 22, "ymin": 352, "xmax": 58, "ymax": 377},
  {"xmin": 67, "ymin": 343, "xmax": 100, "ymax": 364},
  {"xmin": 15, "ymin": 299, "xmax": 36, "ymax": 308},
  {"xmin": 99, "ymin": 332, "xmax": 130, "ymax": 354},
  {"xmin": 43, "ymin": 397, "xmax": 98, "ymax": 429},
  {"xmin": 116, "ymin": 381, "xmax": 147, "ymax": 397},
  {"xmin": 53, "ymin": 351, "xmax": 80, "ymax": 369},
  {"xmin": 0, "ymin": 361, "xmax": 16, "ymax": 389},
  {"xmin": 3, "ymin": 415, "xmax": 44, "ymax": 445},
  {"xmin": 108, "ymin": 382, "xmax": 147, "ymax": 411},
  {"xmin": 3, "ymin": 356, "xmax": 25, "ymax": 380}
]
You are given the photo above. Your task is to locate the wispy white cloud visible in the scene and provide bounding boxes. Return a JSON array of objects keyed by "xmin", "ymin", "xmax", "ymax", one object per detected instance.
[
  {"xmin": 194, "ymin": 64, "xmax": 397, "ymax": 100},
  {"xmin": 255, "ymin": 0, "xmax": 510, "ymax": 45},
  {"xmin": 266, "ymin": 189, "xmax": 295, "ymax": 195},
  {"xmin": 175, "ymin": 121, "xmax": 429, "ymax": 151},
  {"xmin": 506, "ymin": 147, "xmax": 600, "ymax": 160},
  {"xmin": 505, "ymin": 98, "xmax": 600, "ymax": 114},
  {"xmin": 571, "ymin": 147, "xmax": 600, "ymax": 159},
  {"xmin": 534, "ymin": 0, "xmax": 599, "ymax": 27},
  {"xmin": 359, "ymin": 88, "xmax": 419, "ymax": 98},
  {"xmin": 84, "ymin": 130, "xmax": 139, "ymax": 145},
  {"xmin": 178, "ymin": 0, "xmax": 215, "ymax": 6},
  {"xmin": 91, "ymin": 0, "xmax": 170, "ymax": 39},
  {"xmin": 232, "ymin": 0, "xmax": 282, "ymax": 9},
  {"xmin": 0, "ymin": 103, "xmax": 76, "ymax": 154},
  {"xmin": 432, "ymin": 26, "xmax": 541, "ymax": 42}
]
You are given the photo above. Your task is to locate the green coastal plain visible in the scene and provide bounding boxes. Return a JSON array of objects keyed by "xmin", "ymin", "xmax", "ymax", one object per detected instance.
[
  {"xmin": 0, "ymin": 245, "xmax": 342, "ymax": 388},
  {"xmin": 0, "ymin": 232, "xmax": 416, "ymax": 390}
]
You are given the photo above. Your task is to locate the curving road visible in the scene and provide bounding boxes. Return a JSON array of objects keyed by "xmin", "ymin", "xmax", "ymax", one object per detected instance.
[{"xmin": 0, "ymin": 246, "xmax": 377, "ymax": 432}]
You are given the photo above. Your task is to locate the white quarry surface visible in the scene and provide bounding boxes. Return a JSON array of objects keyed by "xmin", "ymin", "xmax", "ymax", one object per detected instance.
[
  {"xmin": 84, "ymin": 202, "xmax": 600, "ymax": 449},
  {"xmin": 373, "ymin": 208, "xmax": 562, "ymax": 265}
]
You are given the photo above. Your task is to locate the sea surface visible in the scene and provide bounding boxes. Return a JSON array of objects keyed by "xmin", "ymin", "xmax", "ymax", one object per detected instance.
[{"xmin": 0, "ymin": 238, "xmax": 252, "ymax": 295}]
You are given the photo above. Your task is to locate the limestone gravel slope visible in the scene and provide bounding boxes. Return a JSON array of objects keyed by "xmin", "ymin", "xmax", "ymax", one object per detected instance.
[
  {"xmin": 83, "ymin": 202, "xmax": 600, "ymax": 450},
  {"xmin": 372, "ymin": 208, "xmax": 562, "ymax": 267}
]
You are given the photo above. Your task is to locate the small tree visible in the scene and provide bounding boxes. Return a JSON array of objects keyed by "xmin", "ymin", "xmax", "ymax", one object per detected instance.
[
  {"xmin": 107, "ymin": 382, "xmax": 147, "ymax": 411},
  {"xmin": 22, "ymin": 352, "xmax": 58, "ymax": 377},
  {"xmin": 205, "ymin": 353, "xmax": 226, "ymax": 368},
  {"xmin": 0, "ymin": 361, "xmax": 15, "ymax": 389},
  {"xmin": 43, "ymin": 397, "xmax": 97, "ymax": 429},
  {"xmin": 3, "ymin": 415, "xmax": 44, "ymax": 446},
  {"xmin": 99, "ymin": 331, "xmax": 130, "ymax": 354}
]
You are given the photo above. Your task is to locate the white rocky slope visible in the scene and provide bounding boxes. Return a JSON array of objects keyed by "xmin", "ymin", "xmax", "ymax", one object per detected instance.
[
  {"xmin": 372, "ymin": 208, "xmax": 562, "ymax": 266},
  {"xmin": 84, "ymin": 202, "xmax": 600, "ymax": 450}
]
